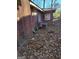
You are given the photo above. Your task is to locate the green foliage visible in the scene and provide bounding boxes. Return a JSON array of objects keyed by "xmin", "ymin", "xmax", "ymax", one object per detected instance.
[{"xmin": 53, "ymin": 8, "xmax": 61, "ymax": 18}]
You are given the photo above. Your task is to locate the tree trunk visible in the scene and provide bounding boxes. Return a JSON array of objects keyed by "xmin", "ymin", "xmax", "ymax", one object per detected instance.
[
  {"xmin": 18, "ymin": 0, "xmax": 32, "ymax": 40},
  {"xmin": 21, "ymin": 0, "xmax": 31, "ymax": 17}
]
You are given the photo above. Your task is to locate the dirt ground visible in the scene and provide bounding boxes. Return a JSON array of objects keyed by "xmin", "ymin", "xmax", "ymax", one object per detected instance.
[{"xmin": 17, "ymin": 19, "xmax": 61, "ymax": 59}]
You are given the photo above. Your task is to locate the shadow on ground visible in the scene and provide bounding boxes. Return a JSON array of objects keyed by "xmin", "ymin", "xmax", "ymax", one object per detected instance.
[{"xmin": 17, "ymin": 18, "xmax": 61, "ymax": 59}]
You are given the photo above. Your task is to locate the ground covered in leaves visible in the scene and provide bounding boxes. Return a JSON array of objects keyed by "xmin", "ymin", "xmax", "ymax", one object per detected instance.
[{"xmin": 17, "ymin": 20, "xmax": 61, "ymax": 59}]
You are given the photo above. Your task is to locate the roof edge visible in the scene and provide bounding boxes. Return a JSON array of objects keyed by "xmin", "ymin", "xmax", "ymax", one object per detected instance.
[{"xmin": 30, "ymin": 1, "xmax": 43, "ymax": 12}]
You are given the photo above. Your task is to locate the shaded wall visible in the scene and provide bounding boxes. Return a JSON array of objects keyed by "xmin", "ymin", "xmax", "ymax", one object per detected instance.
[{"xmin": 17, "ymin": 4, "xmax": 43, "ymax": 40}]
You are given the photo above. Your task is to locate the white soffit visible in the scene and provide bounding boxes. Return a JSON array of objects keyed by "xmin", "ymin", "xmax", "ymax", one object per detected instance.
[{"xmin": 30, "ymin": 2, "xmax": 43, "ymax": 11}]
